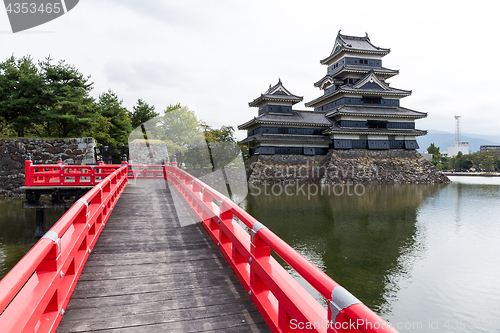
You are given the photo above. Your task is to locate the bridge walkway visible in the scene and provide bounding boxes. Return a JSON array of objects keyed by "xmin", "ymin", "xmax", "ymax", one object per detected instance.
[{"xmin": 57, "ymin": 179, "xmax": 270, "ymax": 332}]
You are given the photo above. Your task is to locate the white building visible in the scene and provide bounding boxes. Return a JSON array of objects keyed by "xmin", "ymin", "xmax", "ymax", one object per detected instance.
[{"xmin": 447, "ymin": 142, "xmax": 469, "ymax": 157}]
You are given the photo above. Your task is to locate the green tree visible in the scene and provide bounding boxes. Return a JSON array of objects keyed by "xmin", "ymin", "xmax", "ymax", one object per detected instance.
[
  {"xmin": 0, "ymin": 55, "xmax": 44, "ymax": 136},
  {"xmin": 93, "ymin": 89, "xmax": 132, "ymax": 146},
  {"xmin": 482, "ymin": 155, "xmax": 495, "ymax": 172},
  {"xmin": 157, "ymin": 105, "xmax": 204, "ymax": 164},
  {"xmin": 130, "ymin": 99, "xmax": 159, "ymax": 130},
  {"xmin": 39, "ymin": 57, "xmax": 95, "ymax": 137},
  {"xmin": 200, "ymin": 123, "xmax": 242, "ymax": 168},
  {"xmin": 427, "ymin": 143, "xmax": 440, "ymax": 157},
  {"xmin": 451, "ymin": 151, "xmax": 473, "ymax": 171}
]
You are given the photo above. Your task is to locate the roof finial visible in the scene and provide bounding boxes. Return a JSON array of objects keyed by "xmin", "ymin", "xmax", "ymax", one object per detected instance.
[
  {"xmin": 269, "ymin": 83, "xmax": 271, "ymax": 90},
  {"xmin": 338, "ymin": 29, "xmax": 341, "ymax": 35},
  {"xmin": 278, "ymin": 77, "xmax": 281, "ymax": 84}
]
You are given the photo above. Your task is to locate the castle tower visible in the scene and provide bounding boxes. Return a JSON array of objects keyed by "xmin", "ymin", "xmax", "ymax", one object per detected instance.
[{"xmin": 305, "ymin": 31, "xmax": 427, "ymax": 149}]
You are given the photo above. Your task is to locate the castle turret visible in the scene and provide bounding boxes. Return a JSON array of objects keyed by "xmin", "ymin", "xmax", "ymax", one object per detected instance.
[{"xmin": 239, "ymin": 80, "xmax": 332, "ymax": 156}]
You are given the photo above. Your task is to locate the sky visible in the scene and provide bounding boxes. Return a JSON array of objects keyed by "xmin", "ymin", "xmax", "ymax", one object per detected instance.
[{"xmin": 1, "ymin": 0, "xmax": 499, "ymax": 141}]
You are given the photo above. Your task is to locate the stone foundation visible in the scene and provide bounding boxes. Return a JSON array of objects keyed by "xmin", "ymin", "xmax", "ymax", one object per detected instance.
[
  {"xmin": 245, "ymin": 149, "xmax": 449, "ymax": 184},
  {"xmin": 0, "ymin": 138, "xmax": 96, "ymax": 197}
]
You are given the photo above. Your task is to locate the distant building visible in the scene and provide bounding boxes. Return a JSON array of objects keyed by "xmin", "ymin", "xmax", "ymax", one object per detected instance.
[
  {"xmin": 480, "ymin": 145, "xmax": 500, "ymax": 151},
  {"xmin": 446, "ymin": 142, "xmax": 469, "ymax": 157},
  {"xmin": 422, "ymin": 152, "xmax": 433, "ymax": 161},
  {"xmin": 239, "ymin": 32, "xmax": 428, "ymax": 156}
]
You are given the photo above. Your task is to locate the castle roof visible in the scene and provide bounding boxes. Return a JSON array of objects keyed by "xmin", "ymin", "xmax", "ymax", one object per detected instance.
[
  {"xmin": 238, "ymin": 110, "xmax": 332, "ymax": 130},
  {"xmin": 314, "ymin": 66, "xmax": 399, "ymax": 88},
  {"xmin": 320, "ymin": 32, "xmax": 390, "ymax": 65},
  {"xmin": 248, "ymin": 79, "xmax": 303, "ymax": 107},
  {"xmin": 325, "ymin": 105, "xmax": 427, "ymax": 119},
  {"xmin": 305, "ymin": 72, "xmax": 411, "ymax": 108},
  {"xmin": 239, "ymin": 133, "xmax": 332, "ymax": 145},
  {"xmin": 323, "ymin": 122, "xmax": 427, "ymax": 136}
]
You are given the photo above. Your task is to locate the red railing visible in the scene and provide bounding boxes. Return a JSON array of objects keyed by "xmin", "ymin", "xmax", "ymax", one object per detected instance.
[
  {"xmin": 127, "ymin": 164, "xmax": 164, "ymax": 180},
  {"xmin": 165, "ymin": 162, "xmax": 398, "ymax": 333},
  {"xmin": 24, "ymin": 160, "xmax": 165, "ymax": 187},
  {"xmin": 0, "ymin": 164, "xmax": 128, "ymax": 333},
  {"xmin": 24, "ymin": 160, "xmax": 127, "ymax": 187}
]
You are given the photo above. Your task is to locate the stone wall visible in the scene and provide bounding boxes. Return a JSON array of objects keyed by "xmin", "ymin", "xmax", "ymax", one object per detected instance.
[
  {"xmin": 129, "ymin": 141, "xmax": 169, "ymax": 165},
  {"xmin": 0, "ymin": 138, "xmax": 96, "ymax": 196},
  {"xmin": 245, "ymin": 149, "xmax": 449, "ymax": 184}
]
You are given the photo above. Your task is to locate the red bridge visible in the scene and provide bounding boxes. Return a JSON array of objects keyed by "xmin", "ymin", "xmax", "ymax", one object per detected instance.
[{"xmin": 0, "ymin": 160, "xmax": 398, "ymax": 333}]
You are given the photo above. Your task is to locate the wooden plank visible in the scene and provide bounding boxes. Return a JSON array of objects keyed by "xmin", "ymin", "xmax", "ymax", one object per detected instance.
[{"xmin": 57, "ymin": 179, "xmax": 270, "ymax": 333}]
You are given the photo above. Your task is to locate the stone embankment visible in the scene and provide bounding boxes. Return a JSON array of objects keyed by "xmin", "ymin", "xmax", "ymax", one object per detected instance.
[
  {"xmin": 0, "ymin": 138, "xmax": 96, "ymax": 196},
  {"xmin": 245, "ymin": 149, "xmax": 449, "ymax": 185}
]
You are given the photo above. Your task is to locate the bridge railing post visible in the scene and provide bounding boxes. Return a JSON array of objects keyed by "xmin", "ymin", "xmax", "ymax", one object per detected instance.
[{"xmin": 25, "ymin": 156, "xmax": 33, "ymax": 186}]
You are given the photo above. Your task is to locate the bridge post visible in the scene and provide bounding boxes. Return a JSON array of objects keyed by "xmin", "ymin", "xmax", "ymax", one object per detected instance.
[{"xmin": 24, "ymin": 155, "xmax": 33, "ymax": 187}]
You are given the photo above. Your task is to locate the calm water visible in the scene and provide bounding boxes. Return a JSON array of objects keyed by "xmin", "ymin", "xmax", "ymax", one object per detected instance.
[
  {"xmin": 0, "ymin": 198, "xmax": 64, "ymax": 279},
  {"xmin": 1, "ymin": 178, "xmax": 500, "ymax": 332},
  {"xmin": 241, "ymin": 177, "xmax": 500, "ymax": 333}
]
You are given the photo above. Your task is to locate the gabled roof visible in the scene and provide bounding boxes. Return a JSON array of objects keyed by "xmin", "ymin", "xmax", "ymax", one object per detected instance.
[
  {"xmin": 249, "ymin": 79, "xmax": 303, "ymax": 107},
  {"xmin": 238, "ymin": 110, "xmax": 332, "ymax": 130},
  {"xmin": 314, "ymin": 67, "xmax": 399, "ymax": 89},
  {"xmin": 354, "ymin": 71, "xmax": 390, "ymax": 90},
  {"xmin": 305, "ymin": 82, "xmax": 411, "ymax": 108},
  {"xmin": 320, "ymin": 31, "xmax": 390, "ymax": 65}
]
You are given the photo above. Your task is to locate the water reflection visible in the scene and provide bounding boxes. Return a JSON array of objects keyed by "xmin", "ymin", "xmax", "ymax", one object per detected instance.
[
  {"xmin": 243, "ymin": 183, "xmax": 446, "ymax": 313},
  {"xmin": 0, "ymin": 198, "xmax": 64, "ymax": 279}
]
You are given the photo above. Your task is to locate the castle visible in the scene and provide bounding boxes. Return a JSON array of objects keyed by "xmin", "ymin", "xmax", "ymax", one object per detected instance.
[{"xmin": 239, "ymin": 32, "xmax": 427, "ymax": 156}]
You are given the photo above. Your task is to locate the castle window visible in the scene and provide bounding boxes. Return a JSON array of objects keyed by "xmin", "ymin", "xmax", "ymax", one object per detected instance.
[{"xmin": 362, "ymin": 97, "xmax": 382, "ymax": 104}]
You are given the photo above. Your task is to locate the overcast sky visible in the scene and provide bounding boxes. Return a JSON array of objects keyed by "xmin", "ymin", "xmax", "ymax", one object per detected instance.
[{"xmin": 1, "ymin": 0, "xmax": 499, "ymax": 140}]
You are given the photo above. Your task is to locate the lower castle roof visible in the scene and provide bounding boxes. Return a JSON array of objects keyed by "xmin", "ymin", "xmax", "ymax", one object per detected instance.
[
  {"xmin": 324, "ymin": 122, "xmax": 427, "ymax": 136},
  {"xmin": 239, "ymin": 134, "xmax": 332, "ymax": 145},
  {"xmin": 326, "ymin": 105, "xmax": 427, "ymax": 119},
  {"xmin": 238, "ymin": 110, "xmax": 332, "ymax": 130}
]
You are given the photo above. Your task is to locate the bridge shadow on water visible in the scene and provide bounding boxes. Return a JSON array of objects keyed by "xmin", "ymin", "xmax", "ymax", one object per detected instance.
[{"xmin": 242, "ymin": 183, "xmax": 448, "ymax": 316}]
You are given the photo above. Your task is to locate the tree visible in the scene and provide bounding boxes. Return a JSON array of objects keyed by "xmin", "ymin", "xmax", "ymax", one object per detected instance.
[
  {"xmin": 130, "ymin": 99, "xmax": 159, "ymax": 130},
  {"xmin": 200, "ymin": 123, "xmax": 242, "ymax": 168},
  {"xmin": 427, "ymin": 143, "xmax": 440, "ymax": 157},
  {"xmin": 451, "ymin": 151, "xmax": 473, "ymax": 171},
  {"xmin": 0, "ymin": 56, "xmax": 44, "ymax": 136},
  {"xmin": 93, "ymin": 89, "xmax": 132, "ymax": 146},
  {"xmin": 39, "ymin": 57, "xmax": 95, "ymax": 137},
  {"xmin": 156, "ymin": 105, "xmax": 205, "ymax": 165}
]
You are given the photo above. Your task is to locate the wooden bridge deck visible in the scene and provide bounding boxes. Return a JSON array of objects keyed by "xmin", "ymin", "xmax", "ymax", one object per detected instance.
[{"xmin": 57, "ymin": 179, "xmax": 270, "ymax": 332}]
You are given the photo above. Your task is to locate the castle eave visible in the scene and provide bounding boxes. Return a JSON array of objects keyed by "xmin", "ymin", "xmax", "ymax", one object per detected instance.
[
  {"xmin": 323, "ymin": 127, "xmax": 427, "ymax": 136},
  {"xmin": 305, "ymin": 87, "xmax": 411, "ymax": 108},
  {"xmin": 240, "ymin": 133, "xmax": 332, "ymax": 145},
  {"xmin": 238, "ymin": 110, "xmax": 332, "ymax": 130},
  {"xmin": 325, "ymin": 106, "xmax": 427, "ymax": 119}
]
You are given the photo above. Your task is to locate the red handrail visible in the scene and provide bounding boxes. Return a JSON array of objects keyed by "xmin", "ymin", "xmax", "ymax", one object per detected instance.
[
  {"xmin": 0, "ymin": 164, "xmax": 128, "ymax": 333},
  {"xmin": 164, "ymin": 163, "xmax": 398, "ymax": 333},
  {"xmin": 24, "ymin": 159, "xmax": 128, "ymax": 187},
  {"xmin": 127, "ymin": 164, "xmax": 164, "ymax": 180}
]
